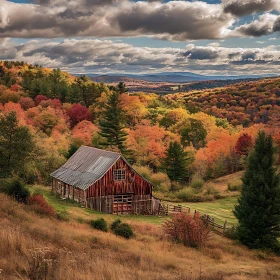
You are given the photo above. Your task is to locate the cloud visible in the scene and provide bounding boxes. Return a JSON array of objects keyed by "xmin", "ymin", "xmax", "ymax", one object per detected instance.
[
  {"xmin": 1, "ymin": 0, "xmax": 278, "ymax": 41},
  {"xmin": 111, "ymin": 1, "xmax": 233, "ymax": 40},
  {"xmin": 223, "ymin": 0, "xmax": 279, "ymax": 17},
  {"xmin": 0, "ymin": 0, "xmax": 280, "ymax": 41},
  {"xmin": 1, "ymin": 38, "xmax": 280, "ymax": 75},
  {"xmin": 232, "ymin": 13, "xmax": 279, "ymax": 37}
]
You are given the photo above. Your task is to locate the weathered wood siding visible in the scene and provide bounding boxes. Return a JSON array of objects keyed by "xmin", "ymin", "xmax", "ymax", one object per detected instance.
[
  {"xmin": 52, "ymin": 178, "xmax": 85, "ymax": 204},
  {"xmin": 86, "ymin": 158, "xmax": 152, "ymax": 198}
]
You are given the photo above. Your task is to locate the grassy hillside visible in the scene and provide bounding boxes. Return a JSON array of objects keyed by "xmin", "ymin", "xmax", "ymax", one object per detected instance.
[{"xmin": 1, "ymin": 190, "xmax": 280, "ymax": 280}]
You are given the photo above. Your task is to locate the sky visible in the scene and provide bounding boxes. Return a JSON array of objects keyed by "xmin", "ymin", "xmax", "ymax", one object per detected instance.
[{"xmin": 0, "ymin": 0, "xmax": 280, "ymax": 75}]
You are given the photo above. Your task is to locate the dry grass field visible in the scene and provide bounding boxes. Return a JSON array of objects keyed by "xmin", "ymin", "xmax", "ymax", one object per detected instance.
[{"xmin": 1, "ymin": 192, "xmax": 280, "ymax": 280}]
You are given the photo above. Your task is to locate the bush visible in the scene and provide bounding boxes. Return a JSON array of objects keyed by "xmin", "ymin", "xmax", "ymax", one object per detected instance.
[
  {"xmin": 190, "ymin": 177, "xmax": 204, "ymax": 189},
  {"xmin": 110, "ymin": 219, "xmax": 122, "ymax": 231},
  {"xmin": 113, "ymin": 223, "xmax": 134, "ymax": 239},
  {"xmin": 0, "ymin": 178, "xmax": 30, "ymax": 203},
  {"xmin": 149, "ymin": 172, "xmax": 171, "ymax": 189},
  {"xmin": 227, "ymin": 183, "xmax": 242, "ymax": 192},
  {"xmin": 177, "ymin": 188, "xmax": 195, "ymax": 201},
  {"xmin": 163, "ymin": 212, "xmax": 210, "ymax": 248},
  {"xmin": 90, "ymin": 218, "xmax": 108, "ymax": 232},
  {"xmin": 204, "ymin": 187, "xmax": 221, "ymax": 199},
  {"xmin": 170, "ymin": 181, "xmax": 183, "ymax": 192},
  {"xmin": 133, "ymin": 165, "xmax": 152, "ymax": 180},
  {"xmin": 28, "ymin": 194, "xmax": 56, "ymax": 216},
  {"xmin": 224, "ymin": 225, "xmax": 238, "ymax": 240},
  {"xmin": 176, "ymin": 188, "xmax": 204, "ymax": 202}
]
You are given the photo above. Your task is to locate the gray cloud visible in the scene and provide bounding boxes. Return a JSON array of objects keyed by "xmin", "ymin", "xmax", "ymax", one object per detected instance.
[
  {"xmin": 232, "ymin": 13, "xmax": 279, "ymax": 37},
  {"xmin": 223, "ymin": 0, "xmax": 278, "ymax": 17},
  {"xmin": 112, "ymin": 1, "xmax": 232, "ymax": 40}
]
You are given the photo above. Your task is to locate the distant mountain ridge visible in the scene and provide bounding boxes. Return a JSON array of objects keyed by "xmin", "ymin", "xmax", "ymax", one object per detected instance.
[{"xmin": 86, "ymin": 72, "xmax": 278, "ymax": 83}]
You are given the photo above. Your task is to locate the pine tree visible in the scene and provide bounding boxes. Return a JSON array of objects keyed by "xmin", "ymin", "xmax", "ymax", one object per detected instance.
[
  {"xmin": 98, "ymin": 91, "xmax": 128, "ymax": 154},
  {"xmin": 163, "ymin": 141, "xmax": 191, "ymax": 183},
  {"xmin": 0, "ymin": 112, "xmax": 33, "ymax": 178},
  {"xmin": 234, "ymin": 131, "xmax": 280, "ymax": 251}
]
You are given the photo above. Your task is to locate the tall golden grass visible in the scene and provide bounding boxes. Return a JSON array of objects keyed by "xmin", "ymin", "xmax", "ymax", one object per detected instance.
[{"xmin": 0, "ymin": 193, "xmax": 280, "ymax": 280}]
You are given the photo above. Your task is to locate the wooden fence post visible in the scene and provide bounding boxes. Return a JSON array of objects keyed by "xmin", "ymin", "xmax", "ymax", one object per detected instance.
[{"xmin": 223, "ymin": 220, "xmax": 227, "ymax": 234}]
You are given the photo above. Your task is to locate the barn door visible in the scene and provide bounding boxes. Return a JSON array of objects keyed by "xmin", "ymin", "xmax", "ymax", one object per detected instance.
[{"xmin": 113, "ymin": 194, "xmax": 133, "ymax": 214}]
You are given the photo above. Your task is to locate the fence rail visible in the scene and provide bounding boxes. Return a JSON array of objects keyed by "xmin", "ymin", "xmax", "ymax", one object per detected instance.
[{"xmin": 158, "ymin": 202, "xmax": 228, "ymax": 235}]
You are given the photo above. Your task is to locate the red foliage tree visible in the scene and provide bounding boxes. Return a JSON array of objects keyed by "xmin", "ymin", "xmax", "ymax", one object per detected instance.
[
  {"xmin": 163, "ymin": 212, "xmax": 210, "ymax": 248},
  {"xmin": 34, "ymin": 95, "xmax": 48, "ymax": 105},
  {"xmin": 67, "ymin": 103, "xmax": 92, "ymax": 127},
  {"xmin": 235, "ymin": 133, "xmax": 253, "ymax": 156},
  {"xmin": 19, "ymin": 97, "xmax": 35, "ymax": 110}
]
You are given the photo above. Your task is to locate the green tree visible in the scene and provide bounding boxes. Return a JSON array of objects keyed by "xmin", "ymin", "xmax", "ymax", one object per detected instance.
[
  {"xmin": 234, "ymin": 131, "xmax": 280, "ymax": 251},
  {"xmin": 181, "ymin": 119, "xmax": 207, "ymax": 149},
  {"xmin": 163, "ymin": 141, "xmax": 192, "ymax": 183},
  {"xmin": 98, "ymin": 91, "xmax": 128, "ymax": 154},
  {"xmin": 116, "ymin": 82, "xmax": 128, "ymax": 94},
  {"xmin": 0, "ymin": 112, "xmax": 33, "ymax": 178}
]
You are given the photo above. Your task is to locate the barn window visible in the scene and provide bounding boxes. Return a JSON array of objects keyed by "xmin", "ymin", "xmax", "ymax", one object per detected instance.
[{"xmin": 113, "ymin": 169, "xmax": 126, "ymax": 181}]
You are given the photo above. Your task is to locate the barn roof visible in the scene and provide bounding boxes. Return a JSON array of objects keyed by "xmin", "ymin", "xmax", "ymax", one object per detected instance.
[{"xmin": 51, "ymin": 146, "xmax": 121, "ymax": 190}]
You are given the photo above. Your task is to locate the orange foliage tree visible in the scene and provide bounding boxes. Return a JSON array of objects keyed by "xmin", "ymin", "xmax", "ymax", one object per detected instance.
[{"xmin": 72, "ymin": 120, "xmax": 99, "ymax": 146}]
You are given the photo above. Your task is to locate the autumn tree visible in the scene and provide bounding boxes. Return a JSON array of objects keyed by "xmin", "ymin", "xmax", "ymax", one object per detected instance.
[
  {"xmin": 67, "ymin": 103, "xmax": 92, "ymax": 127},
  {"xmin": 0, "ymin": 111, "xmax": 33, "ymax": 178},
  {"xmin": 99, "ymin": 91, "xmax": 128, "ymax": 154},
  {"xmin": 163, "ymin": 141, "xmax": 192, "ymax": 184},
  {"xmin": 181, "ymin": 118, "xmax": 207, "ymax": 149},
  {"xmin": 234, "ymin": 131, "xmax": 280, "ymax": 251},
  {"xmin": 235, "ymin": 133, "xmax": 253, "ymax": 156}
]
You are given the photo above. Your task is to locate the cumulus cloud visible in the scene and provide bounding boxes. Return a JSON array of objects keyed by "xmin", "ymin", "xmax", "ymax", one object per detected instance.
[
  {"xmin": 112, "ymin": 1, "xmax": 233, "ymax": 40},
  {"xmin": 232, "ymin": 13, "xmax": 280, "ymax": 37},
  {"xmin": 1, "ymin": 38, "xmax": 279, "ymax": 75},
  {"xmin": 223, "ymin": 0, "xmax": 279, "ymax": 17}
]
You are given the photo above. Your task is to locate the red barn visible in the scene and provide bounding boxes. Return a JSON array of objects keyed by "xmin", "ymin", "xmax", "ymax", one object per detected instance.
[{"xmin": 51, "ymin": 146, "xmax": 159, "ymax": 214}]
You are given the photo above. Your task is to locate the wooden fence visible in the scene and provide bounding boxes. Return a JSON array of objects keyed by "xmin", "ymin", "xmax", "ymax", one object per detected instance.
[{"xmin": 159, "ymin": 203, "xmax": 228, "ymax": 235}]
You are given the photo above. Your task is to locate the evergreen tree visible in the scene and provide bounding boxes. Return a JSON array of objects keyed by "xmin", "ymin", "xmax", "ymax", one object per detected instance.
[
  {"xmin": 234, "ymin": 131, "xmax": 280, "ymax": 251},
  {"xmin": 98, "ymin": 91, "xmax": 128, "ymax": 154},
  {"xmin": 163, "ymin": 141, "xmax": 191, "ymax": 183},
  {"xmin": 116, "ymin": 82, "xmax": 128, "ymax": 94},
  {"xmin": 0, "ymin": 112, "xmax": 33, "ymax": 178}
]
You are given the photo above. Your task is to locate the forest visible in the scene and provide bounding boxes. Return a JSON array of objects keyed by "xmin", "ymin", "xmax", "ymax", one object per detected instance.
[{"xmin": 0, "ymin": 60, "xmax": 279, "ymax": 200}]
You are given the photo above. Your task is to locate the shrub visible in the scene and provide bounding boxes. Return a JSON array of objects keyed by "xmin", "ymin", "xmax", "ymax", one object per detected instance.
[
  {"xmin": 224, "ymin": 225, "xmax": 238, "ymax": 240},
  {"xmin": 113, "ymin": 223, "xmax": 134, "ymax": 239},
  {"xmin": 133, "ymin": 165, "xmax": 152, "ymax": 180},
  {"xmin": 227, "ymin": 183, "xmax": 242, "ymax": 192},
  {"xmin": 110, "ymin": 219, "xmax": 122, "ymax": 231},
  {"xmin": 149, "ymin": 172, "xmax": 171, "ymax": 189},
  {"xmin": 190, "ymin": 177, "xmax": 204, "ymax": 189},
  {"xmin": 176, "ymin": 188, "xmax": 205, "ymax": 202},
  {"xmin": 204, "ymin": 187, "xmax": 221, "ymax": 199},
  {"xmin": 163, "ymin": 212, "xmax": 210, "ymax": 248},
  {"xmin": 177, "ymin": 188, "xmax": 195, "ymax": 201},
  {"xmin": 0, "ymin": 178, "xmax": 30, "ymax": 203},
  {"xmin": 28, "ymin": 194, "xmax": 56, "ymax": 216},
  {"xmin": 170, "ymin": 181, "xmax": 183, "ymax": 192},
  {"xmin": 90, "ymin": 218, "xmax": 108, "ymax": 232}
]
